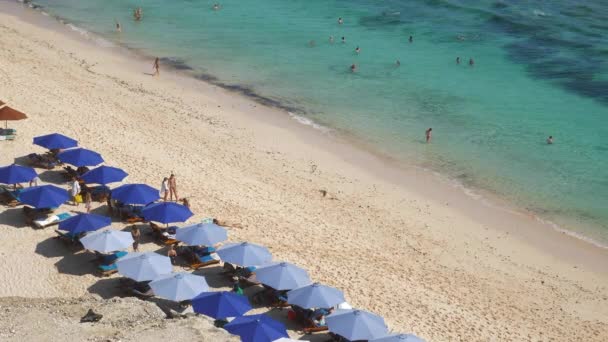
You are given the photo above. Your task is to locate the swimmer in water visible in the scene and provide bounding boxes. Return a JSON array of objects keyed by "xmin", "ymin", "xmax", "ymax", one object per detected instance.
[
  {"xmin": 425, "ymin": 128, "xmax": 432, "ymax": 143},
  {"xmin": 456, "ymin": 57, "xmax": 460, "ymax": 64},
  {"xmin": 350, "ymin": 63, "xmax": 357, "ymax": 72},
  {"xmin": 338, "ymin": 17, "xmax": 343, "ymax": 25},
  {"xmin": 329, "ymin": 36, "xmax": 334, "ymax": 44},
  {"xmin": 134, "ymin": 7, "xmax": 142, "ymax": 21},
  {"xmin": 547, "ymin": 136, "xmax": 553, "ymax": 144},
  {"xmin": 355, "ymin": 46, "xmax": 360, "ymax": 54},
  {"xmin": 469, "ymin": 58, "xmax": 475, "ymax": 66},
  {"xmin": 409, "ymin": 35, "xmax": 413, "ymax": 43},
  {"xmin": 341, "ymin": 36, "xmax": 346, "ymax": 43},
  {"xmin": 212, "ymin": 3, "xmax": 220, "ymax": 10},
  {"xmin": 396, "ymin": 60, "xmax": 401, "ymax": 67}
]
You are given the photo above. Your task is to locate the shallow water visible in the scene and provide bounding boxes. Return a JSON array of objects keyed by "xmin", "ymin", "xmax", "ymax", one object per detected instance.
[{"xmin": 17, "ymin": 0, "xmax": 608, "ymax": 244}]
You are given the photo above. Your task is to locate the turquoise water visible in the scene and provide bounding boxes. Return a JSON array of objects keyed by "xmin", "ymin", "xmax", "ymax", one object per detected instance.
[{"xmin": 14, "ymin": 0, "xmax": 608, "ymax": 243}]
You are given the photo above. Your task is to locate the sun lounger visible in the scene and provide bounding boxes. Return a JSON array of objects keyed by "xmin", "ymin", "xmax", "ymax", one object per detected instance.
[
  {"xmin": 0, "ymin": 187, "xmax": 21, "ymax": 207},
  {"xmin": 252, "ymin": 287, "xmax": 289, "ymax": 307},
  {"xmin": 98, "ymin": 263, "xmax": 118, "ymax": 276},
  {"xmin": 0, "ymin": 128, "xmax": 16, "ymax": 135},
  {"xmin": 33, "ymin": 212, "xmax": 73, "ymax": 229},
  {"xmin": 0, "ymin": 135, "xmax": 15, "ymax": 141},
  {"xmin": 54, "ymin": 230, "xmax": 83, "ymax": 244},
  {"xmin": 27, "ymin": 153, "xmax": 59, "ymax": 169},
  {"xmin": 149, "ymin": 222, "xmax": 178, "ymax": 245}
]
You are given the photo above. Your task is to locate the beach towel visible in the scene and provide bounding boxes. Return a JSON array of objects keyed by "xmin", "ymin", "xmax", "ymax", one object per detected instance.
[{"xmin": 34, "ymin": 212, "xmax": 74, "ymax": 228}]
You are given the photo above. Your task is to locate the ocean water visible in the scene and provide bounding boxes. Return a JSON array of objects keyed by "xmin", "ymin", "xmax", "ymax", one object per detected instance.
[{"xmin": 13, "ymin": 0, "xmax": 608, "ymax": 244}]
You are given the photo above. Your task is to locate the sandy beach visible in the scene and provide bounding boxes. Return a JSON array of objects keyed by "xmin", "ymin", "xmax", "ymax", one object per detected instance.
[{"xmin": 1, "ymin": 2, "xmax": 608, "ymax": 341}]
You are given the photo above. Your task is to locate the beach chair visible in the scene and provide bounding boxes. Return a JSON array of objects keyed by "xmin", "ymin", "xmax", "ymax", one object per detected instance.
[
  {"xmin": 93, "ymin": 250, "xmax": 128, "ymax": 265},
  {"xmin": 0, "ymin": 128, "xmax": 16, "ymax": 136},
  {"xmin": 0, "ymin": 135, "xmax": 15, "ymax": 141},
  {"xmin": 97, "ymin": 263, "xmax": 118, "ymax": 276},
  {"xmin": 27, "ymin": 153, "xmax": 58, "ymax": 169},
  {"xmin": 23, "ymin": 206, "xmax": 54, "ymax": 226},
  {"xmin": 0, "ymin": 187, "xmax": 21, "ymax": 207},
  {"xmin": 32, "ymin": 212, "xmax": 73, "ymax": 229},
  {"xmin": 54, "ymin": 230, "xmax": 83, "ymax": 245},
  {"xmin": 252, "ymin": 287, "xmax": 290, "ymax": 308},
  {"xmin": 149, "ymin": 222, "xmax": 178, "ymax": 245},
  {"xmin": 186, "ymin": 251, "xmax": 220, "ymax": 270},
  {"xmin": 291, "ymin": 307, "xmax": 329, "ymax": 334},
  {"xmin": 120, "ymin": 205, "xmax": 146, "ymax": 223}
]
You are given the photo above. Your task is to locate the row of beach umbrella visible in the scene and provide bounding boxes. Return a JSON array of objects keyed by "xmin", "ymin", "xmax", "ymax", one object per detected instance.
[{"xmin": 1, "ymin": 133, "xmax": 424, "ymax": 341}]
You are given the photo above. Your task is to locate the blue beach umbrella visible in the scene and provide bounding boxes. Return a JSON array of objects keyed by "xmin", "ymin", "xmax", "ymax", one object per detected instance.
[
  {"xmin": 326, "ymin": 309, "xmax": 389, "ymax": 341},
  {"xmin": 57, "ymin": 148, "xmax": 104, "ymax": 167},
  {"xmin": 149, "ymin": 272, "xmax": 209, "ymax": 301},
  {"xmin": 287, "ymin": 282, "xmax": 345, "ymax": 309},
  {"xmin": 33, "ymin": 133, "xmax": 78, "ymax": 150},
  {"xmin": 224, "ymin": 314, "xmax": 288, "ymax": 342},
  {"xmin": 370, "ymin": 334, "xmax": 427, "ymax": 342},
  {"xmin": 0, "ymin": 164, "xmax": 37, "ymax": 184},
  {"xmin": 216, "ymin": 242, "xmax": 272, "ymax": 267},
  {"xmin": 116, "ymin": 252, "xmax": 172, "ymax": 281},
  {"xmin": 58, "ymin": 213, "xmax": 111, "ymax": 235},
  {"xmin": 192, "ymin": 291, "xmax": 252, "ymax": 319},
  {"xmin": 142, "ymin": 202, "xmax": 193, "ymax": 224},
  {"xmin": 176, "ymin": 222, "xmax": 227, "ymax": 246},
  {"xmin": 254, "ymin": 262, "xmax": 311, "ymax": 291},
  {"xmin": 19, "ymin": 185, "xmax": 69, "ymax": 208},
  {"xmin": 111, "ymin": 183, "xmax": 159, "ymax": 205},
  {"xmin": 80, "ymin": 229, "xmax": 133, "ymax": 253},
  {"xmin": 81, "ymin": 166, "xmax": 128, "ymax": 185}
]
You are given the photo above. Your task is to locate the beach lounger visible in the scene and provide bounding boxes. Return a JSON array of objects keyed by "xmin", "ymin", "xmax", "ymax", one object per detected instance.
[
  {"xmin": 27, "ymin": 153, "xmax": 58, "ymax": 169},
  {"xmin": 187, "ymin": 252, "xmax": 220, "ymax": 270},
  {"xmin": 252, "ymin": 287, "xmax": 289, "ymax": 307},
  {"xmin": 54, "ymin": 230, "xmax": 83, "ymax": 244},
  {"xmin": 0, "ymin": 128, "xmax": 16, "ymax": 135},
  {"xmin": 149, "ymin": 222, "xmax": 178, "ymax": 245},
  {"xmin": 0, "ymin": 187, "xmax": 21, "ymax": 207},
  {"xmin": 33, "ymin": 212, "xmax": 73, "ymax": 229},
  {"xmin": 0, "ymin": 135, "xmax": 15, "ymax": 141},
  {"xmin": 93, "ymin": 250, "xmax": 128, "ymax": 265},
  {"xmin": 97, "ymin": 263, "xmax": 118, "ymax": 276}
]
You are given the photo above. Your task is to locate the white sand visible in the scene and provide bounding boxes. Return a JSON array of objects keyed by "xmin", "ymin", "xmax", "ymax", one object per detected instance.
[{"xmin": 0, "ymin": 3, "xmax": 607, "ymax": 341}]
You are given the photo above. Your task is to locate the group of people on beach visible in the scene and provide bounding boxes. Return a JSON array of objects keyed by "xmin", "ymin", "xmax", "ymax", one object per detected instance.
[{"xmin": 160, "ymin": 173, "xmax": 179, "ymax": 202}]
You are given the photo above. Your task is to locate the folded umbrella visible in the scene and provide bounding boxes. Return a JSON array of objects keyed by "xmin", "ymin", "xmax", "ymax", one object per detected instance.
[
  {"xmin": 370, "ymin": 333, "xmax": 427, "ymax": 342},
  {"xmin": 149, "ymin": 272, "xmax": 209, "ymax": 301},
  {"xmin": 176, "ymin": 222, "xmax": 227, "ymax": 246},
  {"xmin": 57, "ymin": 148, "xmax": 104, "ymax": 167},
  {"xmin": 254, "ymin": 262, "xmax": 311, "ymax": 291},
  {"xmin": 19, "ymin": 185, "xmax": 69, "ymax": 208},
  {"xmin": 216, "ymin": 242, "xmax": 272, "ymax": 267},
  {"xmin": 287, "ymin": 282, "xmax": 345, "ymax": 309},
  {"xmin": 33, "ymin": 133, "xmax": 78, "ymax": 150},
  {"xmin": 0, "ymin": 164, "xmax": 37, "ymax": 184},
  {"xmin": 80, "ymin": 229, "xmax": 133, "ymax": 253},
  {"xmin": 111, "ymin": 183, "xmax": 159, "ymax": 205},
  {"xmin": 192, "ymin": 291, "xmax": 252, "ymax": 319},
  {"xmin": 142, "ymin": 202, "xmax": 193, "ymax": 224},
  {"xmin": 224, "ymin": 314, "xmax": 288, "ymax": 342},
  {"xmin": 326, "ymin": 309, "xmax": 388, "ymax": 341},
  {"xmin": 58, "ymin": 213, "xmax": 111, "ymax": 235},
  {"xmin": 81, "ymin": 166, "xmax": 128, "ymax": 185},
  {"xmin": 117, "ymin": 252, "xmax": 172, "ymax": 281}
]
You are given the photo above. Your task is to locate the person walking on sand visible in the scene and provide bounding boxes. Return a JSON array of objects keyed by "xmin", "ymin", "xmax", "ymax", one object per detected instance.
[
  {"xmin": 70, "ymin": 177, "xmax": 81, "ymax": 206},
  {"xmin": 131, "ymin": 225, "xmax": 141, "ymax": 252},
  {"xmin": 547, "ymin": 136, "xmax": 554, "ymax": 144},
  {"xmin": 84, "ymin": 191, "xmax": 92, "ymax": 213},
  {"xmin": 425, "ymin": 128, "xmax": 432, "ymax": 143},
  {"xmin": 153, "ymin": 57, "xmax": 160, "ymax": 76},
  {"xmin": 169, "ymin": 173, "xmax": 179, "ymax": 201},
  {"xmin": 160, "ymin": 177, "xmax": 169, "ymax": 201}
]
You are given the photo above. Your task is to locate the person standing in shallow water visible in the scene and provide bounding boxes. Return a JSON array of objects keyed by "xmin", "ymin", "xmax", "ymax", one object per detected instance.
[
  {"xmin": 456, "ymin": 57, "xmax": 460, "ymax": 64},
  {"xmin": 409, "ymin": 35, "xmax": 413, "ymax": 43},
  {"xmin": 469, "ymin": 58, "xmax": 475, "ymax": 66},
  {"xmin": 547, "ymin": 136, "xmax": 554, "ymax": 144},
  {"xmin": 425, "ymin": 128, "xmax": 432, "ymax": 143},
  {"xmin": 153, "ymin": 57, "xmax": 160, "ymax": 76},
  {"xmin": 338, "ymin": 17, "xmax": 343, "ymax": 25}
]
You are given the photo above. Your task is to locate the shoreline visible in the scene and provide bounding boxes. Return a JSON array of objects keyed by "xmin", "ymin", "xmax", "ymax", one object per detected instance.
[
  {"xmin": 8, "ymin": 0, "xmax": 608, "ymax": 254},
  {"xmin": 1, "ymin": 1, "xmax": 607, "ymax": 340}
]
